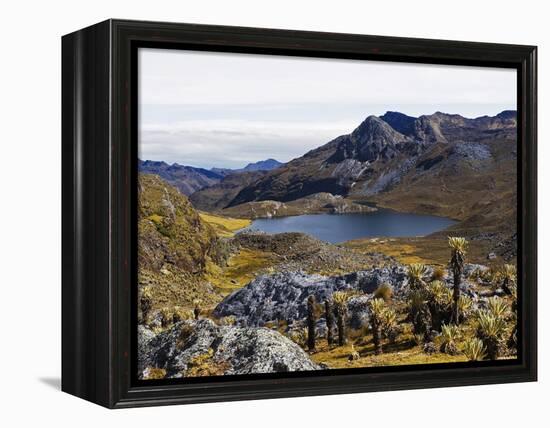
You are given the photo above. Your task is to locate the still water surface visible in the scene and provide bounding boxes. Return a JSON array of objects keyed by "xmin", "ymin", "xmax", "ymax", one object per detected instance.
[{"xmin": 242, "ymin": 210, "xmax": 456, "ymax": 243}]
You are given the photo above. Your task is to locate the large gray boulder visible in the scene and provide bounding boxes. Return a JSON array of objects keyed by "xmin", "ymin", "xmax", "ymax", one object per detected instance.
[
  {"xmin": 213, "ymin": 267, "xmax": 407, "ymax": 326},
  {"xmin": 138, "ymin": 319, "xmax": 320, "ymax": 379}
]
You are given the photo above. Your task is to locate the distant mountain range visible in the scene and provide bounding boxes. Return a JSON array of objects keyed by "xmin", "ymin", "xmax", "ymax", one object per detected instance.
[
  {"xmin": 224, "ymin": 110, "xmax": 516, "ymax": 205},
  {"xmin": 138, "ymin": 158, "xmax": 283, "ymax": 195}
]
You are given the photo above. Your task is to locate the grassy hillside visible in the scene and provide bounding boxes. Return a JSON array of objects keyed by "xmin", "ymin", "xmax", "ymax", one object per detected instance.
[{"xmin": 138, "ymin": 174, "xmax": 225, "ymax": 312}]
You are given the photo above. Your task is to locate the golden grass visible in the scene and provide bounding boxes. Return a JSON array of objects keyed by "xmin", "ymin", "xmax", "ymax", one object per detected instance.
[
  {"xmin": 310, "ymin": 336, "xmax": 467, "ymax": 369},
  {"xmin": 199, "ymin": 212, "xmax": 251, "ymax": 237},
  {"xmin": 344, "ymin": 236, "xmax": 494, "ymax": 266},
  {"xmin": 206, "ymin": 248, "xmax": 276, "ymax": 295},
  {"xmin": 147, "ymin": 213, "xmax": 163, "ymax": 224}
]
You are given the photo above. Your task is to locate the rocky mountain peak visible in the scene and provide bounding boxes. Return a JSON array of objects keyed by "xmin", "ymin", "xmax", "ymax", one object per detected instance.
[
  {"xmin": 379, "ymin": 111, "xmax": 417, "ymax": 136},
  {"xmin": 496, "ymin": 110, "xmax": 516, "ymax": 119},
  {"xmin": 328, "ymin": 115, "xmax": 410, "ymax": 163}
]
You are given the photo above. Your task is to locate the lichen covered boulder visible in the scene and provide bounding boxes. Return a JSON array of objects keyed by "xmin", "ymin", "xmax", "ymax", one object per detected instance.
[
  {"xmin": 138, "ymin": 319, "xmax": 320, "ymax": 379},
  {"xmin": 213, "ymin": 267, "xmax": 407, "ymax": 326}
]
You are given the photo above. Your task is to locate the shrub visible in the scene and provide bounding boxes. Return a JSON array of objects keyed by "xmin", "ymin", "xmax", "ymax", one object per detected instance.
[
  {"xmin": 408, "ymin": 289, "xmax": 431, "ymax": 338},
  {"xmin": 431, "ymin": 266, "xmax": 447, "ymax": 281},
  {"xmin": 448, "ymin": 236, "xmax": 468, "ymax": 324},
  {"xmin": 501, "ymin": 264, "xmax": 517, "ymax": 296},
  {"xmin": 289, "ymin": 327, "xmax": 309, "ymax": 348},
  {"xmin": 462, "ymin": 338, "xmax": 487, "ymax": 361},
  {"xmin": 325, "ymin": 299, "xmax": 335, "ymax": 345},
  {"xmin": 333, "ymin": 291, "xmax": 350, "ymax": 346},
  {"xmin": 380, "ymin": 307, "xmax": 399, "ymax": 343},
  {"xmin": 439, "ymin": 324, "xmax": 460, "ymax": 355},
  {"xmin": 142, "ymin": 367, "xmax": 167, "ymax": 380},
  {"xmin": 373, "ymin": 283, "xmax": 393, "ymax": 302},
  {"xmin": 407, "ymin": 264, "xmax": 428, "ymax": 290},
  {"xmin": 219, "ymin": 315, "xmax": 237, "ymax": 326},
  {"xmin": 368, "ymin": 298, "xmax": 386, "ymax": 355},
  {"xmin": 193, "ymin": 298, "xmax": 202, "ymax": 320},
  {"xmin": 476, "ymin": 310, "xmax": 507, "ymax": 360},
  {"xmin": 348, "ymin": 344, "xmax": 360, "ymax": 361},
  {"xmin": 172, "ymin": 306, "xmax": 194, "ymax": 323},
  {"xmin": 425, "ymin": 281, "xmax": 452, "ymax": 331},
  {"xmin": 457, "ymin": 295, "xmax": 473, "ymax": 322},
  {"xmin": 307, "ymin": 295, "xmax": 317, "ymax": 351},
  {"xmin": 160, "ymin": 307, "xmax": 173, "ymax": 327},
  {"xmin": 486, "ymin": 296, "xmax": 509, "ymax": 319},
  {"xmin": 139, "ymin": 286, "xmax": 153, "ymax": 324}
]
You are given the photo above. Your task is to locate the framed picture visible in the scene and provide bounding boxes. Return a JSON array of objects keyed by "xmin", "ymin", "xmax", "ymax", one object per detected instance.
[{"xmin": 62, "ymin": 19, "xmax": 537, "ymax": 408}]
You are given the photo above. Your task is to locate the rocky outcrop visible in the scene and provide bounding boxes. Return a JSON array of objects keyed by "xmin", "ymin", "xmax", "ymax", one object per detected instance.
[
  {"xmin": 138, "ymin": 319, "xmax": 320, "ymax": 378},
  {"xmin": 221, "ymin": 192, "xmax": 374, "ymax": 219},
  {"xmin": 213, "ymin": 267, "xmax": 408, "ymax": 327},
  {"xmin": 328, "ymin": 116, "xmax": 413, "ymax": 163}
]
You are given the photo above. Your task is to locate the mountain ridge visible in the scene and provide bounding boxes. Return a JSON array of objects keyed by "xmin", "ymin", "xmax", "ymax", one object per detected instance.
[
  {"xmin": 139, "ymin": 158, "xmax": 283, "ymax": 196},
  {"xmin": 189, "ymin": 110, "xmax": 516, "ymax": 249}
]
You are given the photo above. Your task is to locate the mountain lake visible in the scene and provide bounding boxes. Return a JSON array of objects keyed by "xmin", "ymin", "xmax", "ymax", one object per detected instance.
[{"xmin": 241, "ymin": 209, "xmax": 457, "ymax": 243}]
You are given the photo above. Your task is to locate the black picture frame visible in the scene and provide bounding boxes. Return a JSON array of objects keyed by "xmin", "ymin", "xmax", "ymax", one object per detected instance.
[{"xmin": 62, "ymin": 19, "xmax": 537, "ymax": 409}]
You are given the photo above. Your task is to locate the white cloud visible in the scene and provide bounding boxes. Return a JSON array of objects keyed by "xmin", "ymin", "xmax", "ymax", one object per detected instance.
[
  {"xmin": 139, "ymin": 119, "xmax": 356, "ymax": 168},
  {"xmin": 138, "ymin": 48, "xmax": 517, "ymax": 169}
]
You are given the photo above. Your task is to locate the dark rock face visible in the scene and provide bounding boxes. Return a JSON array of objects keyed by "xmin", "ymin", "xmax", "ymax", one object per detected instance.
[
  {"xmin": 380, "ymin": 111, "xmax": 418, "ymax": 136},
  {"xmin": 138, "ymin": 319, "xmax": 320, "ymax": 378},
  {"xmin": 213, "ymin": 267, "xmax": 408, "ymax": 327},
  {"xmin": 329, "ymin": 116, "xmax": 412, "ymax": 163}
]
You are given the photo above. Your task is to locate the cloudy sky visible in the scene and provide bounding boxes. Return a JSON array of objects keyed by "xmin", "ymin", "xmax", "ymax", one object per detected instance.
[{"xmin": 138, "ymin": 48, "xmax": 516, "ymax": 169}]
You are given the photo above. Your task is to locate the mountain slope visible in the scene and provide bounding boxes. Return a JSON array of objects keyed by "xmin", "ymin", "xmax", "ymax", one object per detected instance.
[
  {"xmin": 139, "ymin": 160, "xmax": 224, "ymax": 196},
  {"xmin": 190, "ymin": 170, "xmax": 268, "ymax": 212},
  {"xmin": 242, "ymin": 158, "xmax": 283, "ymax": 171},
  {"xmin": 219, "ymin": 111, "xmax": 516, "ymax": 240},
  {"xmin": 138, "ymin": 174, "xmax": 225, "ymax": 310}
]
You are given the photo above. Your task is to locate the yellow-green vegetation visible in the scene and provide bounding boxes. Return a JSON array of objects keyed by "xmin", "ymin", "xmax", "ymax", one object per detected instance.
[
  {"xmin": 185, "ymin": 348, "xmax": 231, "ymax": 377},
  {"xmin": 138, "ymin": 174, "xmax": 223, "ymax": 312},
  {"xmin": 206, "ymin": 248, "xmax": 276, "ymax": 294},
  {"xmin": 310, "ymin": 336, "xmax": 467, "ymax": 369},
  {"xmin": 142, "ymin": 367, "xmax": 167, "ymax": 380},
  {"xmin": 302, "ymin": 239, "xmax": 517, "ymax": 370},
  {"xmin": 373, "ymin": 283, "xmax": 393, "ymax": 302},
  {"xmin": 138, "ymin": 174, "xmax": 518, "ymax": 374},
  {"xmin": 343, "ymin": 235, "xmax": 494, "ymax": 265},
  {"xmin": 199, "ymin": 212, "xmax": 251, "ymax": 237}
]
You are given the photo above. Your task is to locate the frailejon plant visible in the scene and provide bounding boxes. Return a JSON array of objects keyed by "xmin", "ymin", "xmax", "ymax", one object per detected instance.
[
  {"xmin": 325, "ymin": 299, "xmax": 335, "ymax": 346},
  {"xmin": 476, "ymin": 310, "xmax": 507, "ymax": 360},
  {"xmin": 456, "ymin": 295, "xmax": 473, "ymax": 322},
  {"xmin": 348, "ymin": 344, "xmax": 360, "ymax": 361},
  {"xmin": 439, "ymin": 324, "xmax": 460, "ymax": 355},
  {"xmin": 380, "ymin": 306, "xmax": 399, "ymax": 344},
  {"xmin": 332, "ymin": 291, "xmax": 350, "ymax": 346},
  {"xmin": 408, "ymin": 289, "xmax": 432, "ymax": 340},
  {"xmin": 425, "ymin": 280, "xmax": 452, "ymax": 331},
  {"xmin": 462, "ymin": 338, "xmax": 487, "ymax": 361},
  {"xmin": 448, "ymin": 237, "xmax": 468, "ymax": 324},
  {"xmin": 140, "ymin": 286, "xmax": 153, "ymax": 324},
  {"xmin": 501, "ymin": 264, "xmax": 517, "ymax": 296},
  {"xmin": 486, "ymin": 296, "xmax": 509, "ymax": 319},
  {"xmin": 193, "ymin": 298, "xmax": 202, "ymax": 320},
  {"xmin": 368, "ymin": 298, "xmax": 387, "ymax": 355},
  {"xmin": 307, "ymin": 295, "xmax": 317, "ymax": 351},
  {"xmin": 407, "ymin": 263, "xmax": 428, "ymax": 291}
]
